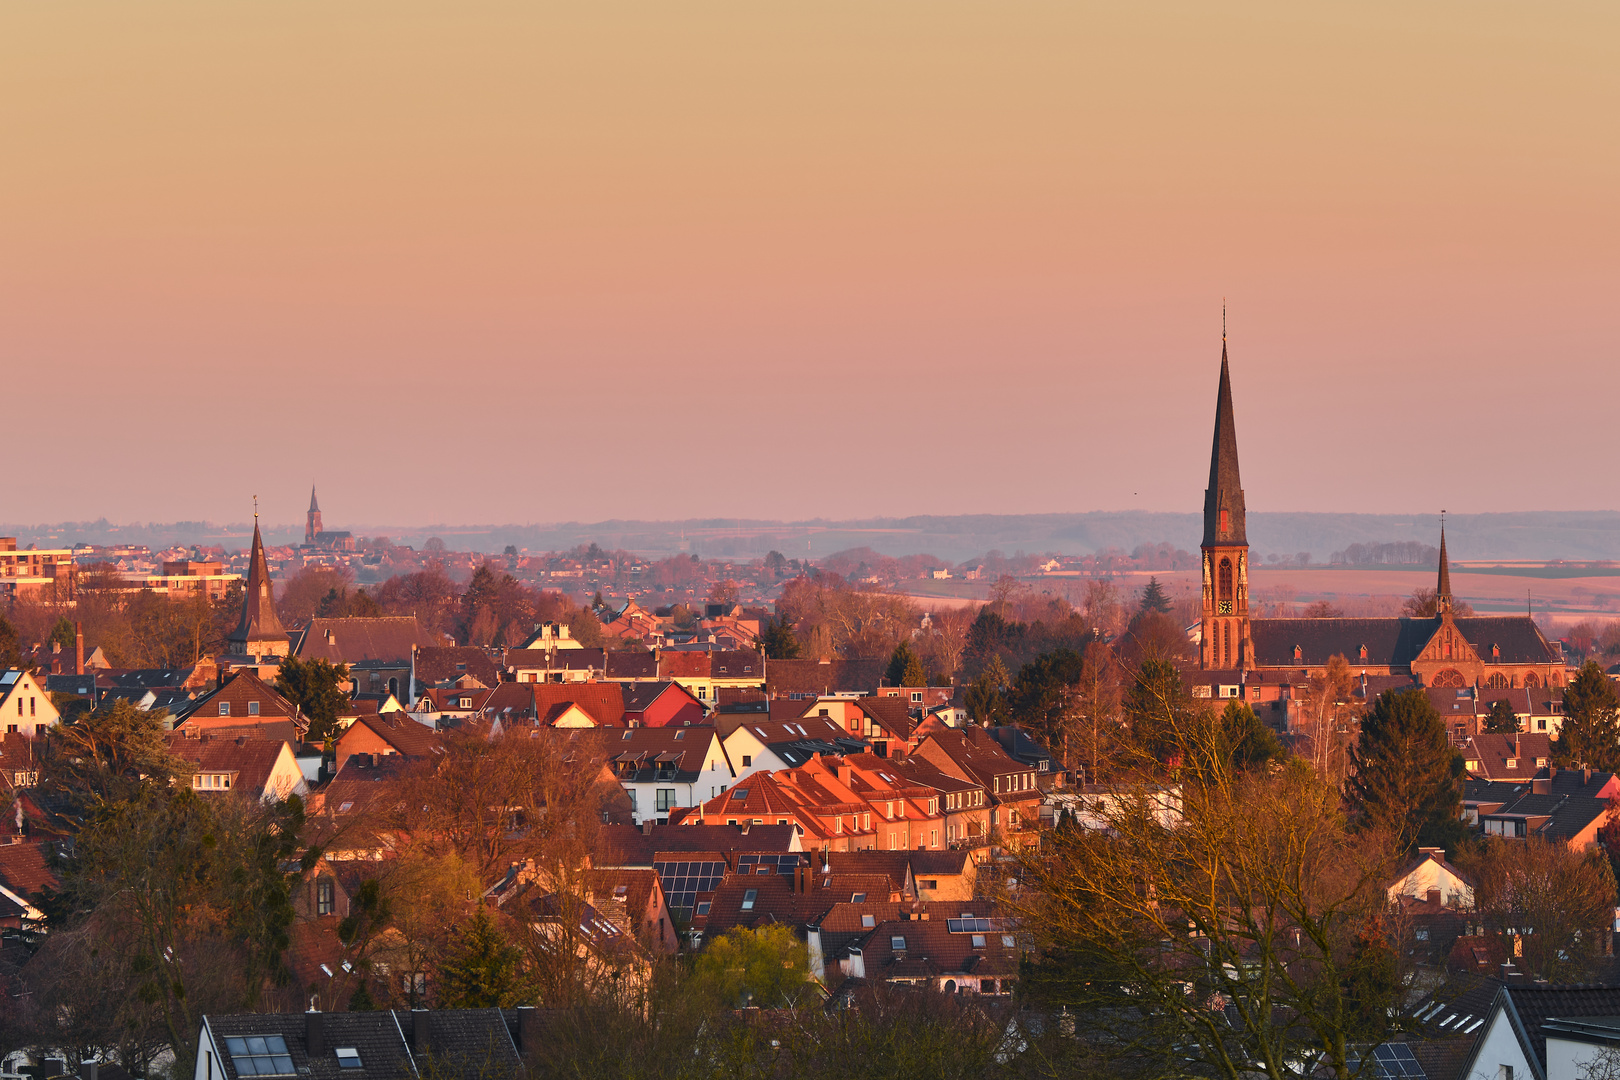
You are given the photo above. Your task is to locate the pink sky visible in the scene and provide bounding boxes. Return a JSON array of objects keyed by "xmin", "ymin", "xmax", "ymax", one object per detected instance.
[{"xmin": 4, "ymin": 2, "xmax": 1616, "ymax": 527}]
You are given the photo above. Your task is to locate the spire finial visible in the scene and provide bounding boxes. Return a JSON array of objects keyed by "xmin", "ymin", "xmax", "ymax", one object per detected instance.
[
  {"xmin": 1222, "ymin": 299, "xmax": 1227, "ymax": 344},
  {"xmin": 253, "ymin": 495, "xmax": 258, "ymax": 520}
]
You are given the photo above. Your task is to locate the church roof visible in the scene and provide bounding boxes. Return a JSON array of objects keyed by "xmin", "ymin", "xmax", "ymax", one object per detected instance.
[
  {"xmin": 1202, "ymin": 341, "xmax": 1247, "ymax": 548},
  {"xmin": 1437, "ymin": 524, "xmax": 1454, "ymax": 612},
  {"xmin": 229, "ymin": 521, "xmax": 287, "ymax": 646},
  {"xmin": 309, "ymin": 486, "xmax": 320, "ymax": 513},
  {"xmin": 1249, "ymin": 615, "xmax": 1556, "ymax": 669}
]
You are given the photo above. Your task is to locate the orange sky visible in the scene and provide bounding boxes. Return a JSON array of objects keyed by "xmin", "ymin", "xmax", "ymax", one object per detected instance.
[{"xmin": 4, "ymin": 2, "xmax": 1616, "ymax": 527}]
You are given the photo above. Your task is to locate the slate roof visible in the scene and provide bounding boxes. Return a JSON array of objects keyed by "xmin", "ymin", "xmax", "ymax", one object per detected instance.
[
  {"xmin": 620, "ymin": 680, "xmax": 697, "ymax": 713},
  {"xmin": 505, "ymin": 648, "xmax": 605, "ymax": 674},
  {"xmin": 1452, "ymin": 618, "xmax": 1560, "ymax": 666},
  {"xmin": 1493, "ymin": 984, "xmax": 1620, "ymax": 1078},
  {"xmin": 295, "ymin": 617, "xmax": 424, "ymax": 664},
  {"xmin": 765, "ymin": 659, "xmax": 886, "ymax": 697},
  {"xmin": 605, "ymin": 651, "xmax": 659, "ymax": 680},
  {"xmin": 228, "ymin": 521, "xmax": 288, "ymax": 647},
  {"xmin": 202, "ymin": 1008, "xmax": 528, "ymax": 1080},
  {"xmin": 414, "ymin": 647, "xmax": 501, "ymax": 688},
  {"xmin": 593, "ymin": 823, "xmax": 801, "ymax": 866},
  {"xmin": 1202, "ymin": 345, "xmax": 1247, "ymax": 547},
  {"xmin": 1250, "ymin": 617, "xmax": 1437, "ymax": 668}
]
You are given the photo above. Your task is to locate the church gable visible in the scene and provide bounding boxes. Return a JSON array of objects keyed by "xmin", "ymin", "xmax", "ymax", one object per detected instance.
[{"xmin": 1415, "ymin": 615, "xmax": 1481, "ymax": 667}]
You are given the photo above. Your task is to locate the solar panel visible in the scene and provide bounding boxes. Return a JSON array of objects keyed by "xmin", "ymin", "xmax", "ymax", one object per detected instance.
[
  {"xmin": 1368, "ymin": 1043, "xmax": 1426, "ymax": 1080},
  {"xmin": 654, "ymin": 860, "xmax": 725, "ymax": 915}
]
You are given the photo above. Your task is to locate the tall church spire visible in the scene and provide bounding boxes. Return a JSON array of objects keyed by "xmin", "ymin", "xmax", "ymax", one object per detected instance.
[
  {"xmin": 1202, "ymin": 339, "xmax": 1247, "ymax": 547},
  {"xmin": 309, "ymin": 486, "xmax": 320, "ymax": 514},
  {"xmin": 306, "ymin": 486, "xmax": 323, "ymax": 545},
  {"xmin": 1436, "ymin": 516, "xmax": 1453, "ymax": 616},
  {"xmin": 230, "ymin": 510, "xmax": 289, "ymax": 657}
]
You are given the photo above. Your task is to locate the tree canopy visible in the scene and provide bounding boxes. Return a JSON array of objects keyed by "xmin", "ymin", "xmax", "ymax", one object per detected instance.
[
  {"xmin": 1553, "ymin": 660, "xmax": 1620, "ymax": 770},
  {"xmin": 1138, "ymin": 576, "xmax": 1173, "ymax": 615},
  {"xmin": 1482, "ymin": 698, "xmax": 1521, "ymax": 734},
  {"xmin": 274, "ymin": 656, "xmax": 350, "ymax": 743},
  {"xmin": 1346, "ymin": 688, "xmax": 1465, "ymax": 853}
]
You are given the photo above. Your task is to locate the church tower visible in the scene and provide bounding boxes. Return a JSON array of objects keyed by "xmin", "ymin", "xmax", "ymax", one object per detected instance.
[
  {"xmin": 306, "ymin": 486, "xmax": 323, "ymax": 546},
  {"xmin": 1200, "ymin": 334, "xmax": 1251, "ymax": 671},
  {"xmin": 229, "ymin": 508, "xmax": 290, "ymax": 659}
]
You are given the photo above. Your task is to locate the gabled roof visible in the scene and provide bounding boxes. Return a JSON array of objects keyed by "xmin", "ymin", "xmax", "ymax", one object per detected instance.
[
  {"xmin": 593, "ymin": 823, "xmax": 801, "ymax": 866},
  {"xmin": 854, "ymin": 697, "xmax": 918, "ymax": 740},
  {"xmin": 342, "ymin": 712, "xmax": 443, "ymax": 760},
  {"xmin": 1250, "ymin": 617, "xmax": 1438, "ymax": 668},
  {"xmin": 167, "ymin": 733, "xmax": 299, "ymax": 797},
  {"xmin": 603, "ymin": 725, "xmax": 722, "ymax": 784},
  {"xmin": 0, "ymin": 841, "xmax": 61, "ymax": 900},
  {"xmin": 764, "ymin": 659, "xmax": 886, "ymax": 697},
  {"xmin": 532, "ymin": 683, "xmax": 626, "ymax": 727},
  {"xmin": 414, "ymin": 647, "xmax": 501, "ymax": 688},
  {"xmin": 605, "ymin": 651, "xmax": 659, "ymax": 680},
  {"xmin": 201, "ymin": 1009, "xmax": 527, "ymax": 1080},
  {"xmin": 621, "ymin": 680, "xmax": 700, "ymax": 714},
  {"xmin": 1462, "ymin": 733, "xmax": 1552, "ymax": 781},
  {"xmin": 295, "ymin": 617, "xmax": 424, "ymax": 664},
  {"xmin": 710, "ymin": 650, "xmax": 764, "ymax": 679},
  {"xmin": 1485, "ymin": 984, "xmax": 1620, "ymax": 1080}
]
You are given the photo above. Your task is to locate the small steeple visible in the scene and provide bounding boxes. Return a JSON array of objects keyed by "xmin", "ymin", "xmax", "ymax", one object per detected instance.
[
  {"xmin": 1436, "ymin": 515, "xmax": 1453, "ymax": 616},
  {"xmin": 230, "ymin": 508, "xmax": 288, "ymax": 654},
  {"xmin": 309, "ymin": 485, "xmax": 320, "ymax": 514},
  {"xmin": 1202, "ymin": 330, "xmax": 1247, "ymax": 548}
]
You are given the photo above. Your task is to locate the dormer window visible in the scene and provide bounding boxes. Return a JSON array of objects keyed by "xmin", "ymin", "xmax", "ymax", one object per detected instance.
[
  {"xmin": 1359, "ymin": 645, "xmax": 1368, "ymax": 661},
  {"xmin": 1492, "ymin": 644, "xmax": 1501, "ymax": 659},
  {"xmin": 1293, "ymin": 645, "xmax": 1303, "ymax": 661}
]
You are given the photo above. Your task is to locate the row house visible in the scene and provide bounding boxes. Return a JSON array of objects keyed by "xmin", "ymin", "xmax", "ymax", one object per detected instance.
[
  {"xmin": 791, "ymin": 696, "xmax": 928, "ymax": 757},
  {"xmin": 621, "ymin": 681, "xmax": 704, "ymax": 727},
  {"xmin": 605, "ymin": 651, "xmax": 659, "ymax": 683},
  {"xmin": 657, "ymin": 648, "xmax": 765, "ymax": 704},
  {"xmin": 913, "ymin": 728, "xmax": 1043, "ymax": 846},
  {"xmin": 504, "ymin": 646, "xmax": 605, "ymax": 684},
  {"xmin": 176, "ymin": 671, "xmax": 304, "ymax": 743}
]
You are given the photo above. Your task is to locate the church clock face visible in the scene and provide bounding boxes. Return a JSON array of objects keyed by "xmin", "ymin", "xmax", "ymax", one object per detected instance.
[{"xmin": 1218, "ymin": 600, "xmax": 1232, "ymax": 615}]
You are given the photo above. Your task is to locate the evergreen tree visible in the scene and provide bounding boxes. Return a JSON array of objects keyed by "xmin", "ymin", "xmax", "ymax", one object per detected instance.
[
  {"xmin": 964, "ymin": 661, "xmax": 1010, "ymax": 725},
  {"xmin": 48, "ymin": 616, "xmax": 77, "ymax": 651},
  {"xmin": 1008, "ymin": 649, "xmax": 1085, "ymax": 743},
  {"xmin": 1220, "ymin": 700, "xmax": 1285, "ymax": 771},
  {"xmin": 1138, "ymin": 577, "xmax": 1173, "ymax": 615},
  {"xmin": 1123, "ymin": 658, "xmax": 1191, "ymax": 765},
  {"xmin": 1482, "ymin": 698, "xmax": 1521, "ymax": 734},
  {"xmin": 1553, "ymin": 661, "xmax": 1620, "ymax": 770},
  {"xmin": 0, "ymin": 614, "xmax": 21, "ymax": 668},
  {"xmin": 274, "ymin": 656, "xmax": 351, "ymax": 743},
  {"xmin": 887, "ymin": 641, "xmax": 922, "ymax": 686},
  {"xmin": 1347, "ymin": 688, "xmax": 1464, "ymax": 852},
  {"xmin": 760, "ymin": 617, "xmax": 801, "ymax": 660},
  {"xmin": 436, "ymin": 906, "xmax": 530, "ymax": 1007}
]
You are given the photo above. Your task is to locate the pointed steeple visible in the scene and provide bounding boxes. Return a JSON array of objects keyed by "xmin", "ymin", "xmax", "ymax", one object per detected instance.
[
  {"xmin": 1202, "ymin": 336, "xmax": 1247, "ymax": 547},
  {"xmin": 1436, "ymin": 518, "xmax": 1453, "ymax": 616},
  {"xmin": 230, "ymin": 513, "xmax": 288, "ymax": 654},
  {"xmin": 309, "ymin": 486, "xmax": 320, "ymax": 513}
]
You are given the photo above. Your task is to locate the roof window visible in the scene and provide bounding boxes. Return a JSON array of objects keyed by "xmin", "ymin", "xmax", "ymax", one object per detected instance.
[
  {"xmin": 731, "ymin": 789, "xmax": 748, "ymax": 800},
  {"xmin": 851, "ymin": 893, "xmax": 866, "ymax": 903},
  {"xmin": 335, "ymin": 1048, "xmax": 362, "ymax": 1069},
  {"xmin": 224, "ymin": 1036, "xmax": 295, "ymax": 1076},
  {"xmin": 862, "ymin": 914, "xmax": 876, "ymax": 928},
  {"xmin": 891, "ymin": 936, "xmax": 906, "ymax": 951},
  {"xmin": 742, "ymin": 889, "xmax": 757, "ymax": 911},
  {"xmin": 696, "ymin": 901, "xmax": 711, "ymax": 915}
]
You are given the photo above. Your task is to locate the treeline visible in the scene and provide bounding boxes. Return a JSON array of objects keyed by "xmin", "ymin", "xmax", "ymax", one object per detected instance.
[{"xmin": 1329, "ymin": 540, "xmax": 1441, "ymax": 566}]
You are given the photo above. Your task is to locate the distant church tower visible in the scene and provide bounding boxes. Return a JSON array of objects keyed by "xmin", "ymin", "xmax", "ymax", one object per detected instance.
[
  {"xmin": 1200, "ymin": 332, "xmax": 1251, "ymax": 671},
  {"xmin": 306, "ymin": 486, "xmax": 323, "ymax": 545},
  {"xmin": 228, "ymin": 508, "xmax": 290, "ymax": 659}
]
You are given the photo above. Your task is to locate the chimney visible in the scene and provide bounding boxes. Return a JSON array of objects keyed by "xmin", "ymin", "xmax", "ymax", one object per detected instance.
[
  {"xmin": 306, "ymin": 1011, "xmax": 324, "ymax": 1058},
  {"xmin": 795, "ymin": 863, "xmax": 810, "ymax": 894},
  {"xmin": 1514, "ymin": 733, "xmax": 1521, "ymax": 759},
  {"xmin": 412, "ymin": 1009, "xmax": 431, "ymax": 1055},
  {"xmin": 1586, "ymin": 767, "xmax": 1594, "ymax": 785},
  {"xmin": 836, "ymin": 763, "xmax": 852, "ymax": 787},
  {"xmin": 1532, "ymin": 777, "xmax": 1551, "ymax": 796},
  {"xmin": 79, "ymin": 1063, "xmax": 97, "ymax": 1080},
  {"xmin": 1426, "ymin": 887, "xmax": 1441, "ymax": 906},
  {"xmin": 515, "ymin": 1006, "xmax": 543, "ymax": 1056},
  {"xmin": 75, "ymin": 622, "xmax": 84, "ymax": 676}
]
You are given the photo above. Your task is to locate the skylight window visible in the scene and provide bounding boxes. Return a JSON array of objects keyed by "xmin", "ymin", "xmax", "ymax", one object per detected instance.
[
  {"xmin": 851, "ymin": 893, "xmax": 866, "ymax": 903},
  {"xmin": 732, "ymin": 789, "xmax": 748, "ymax": 800},
  {"xmin": 696, "ymin": 901, "xmax": 711, "ymax": 915},
  {"xmin": 972, "ymin": 934, "xmax": 986, "ymax": 948},
  {"xmin": 742, "ymin": 889, "xmax": 757, "ymax": 911},
  {"xmin": 891, "ymin": 936, "xmax": 906, "ymax": 951},
  {"xmin": 335, "ymin": 1048, "xmax": 362, "ymax": 1069},
  {"xmin": 862, "ymin": 915, "xmax": 876, "ymax": 928},
  {"xmin": 224, "ymin": 1036, "xmax": 295, "ymax": 1076}
]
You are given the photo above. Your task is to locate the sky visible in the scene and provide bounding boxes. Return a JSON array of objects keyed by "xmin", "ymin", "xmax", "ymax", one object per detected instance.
[{"xmin": 4, "ymin": 2, "xmax": 1616, "ymax": 529}]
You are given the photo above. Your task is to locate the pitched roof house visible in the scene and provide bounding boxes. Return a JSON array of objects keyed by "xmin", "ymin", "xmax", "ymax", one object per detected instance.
[{"xmin": 168, "ymin": 733, "xmax": 309, "ymax": 802}]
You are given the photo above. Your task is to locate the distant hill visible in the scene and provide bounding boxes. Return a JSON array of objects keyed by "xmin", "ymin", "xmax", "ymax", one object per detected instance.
[{"xmin": 6, "ymin": 511, "xmax": 1620, "ymax": 564}]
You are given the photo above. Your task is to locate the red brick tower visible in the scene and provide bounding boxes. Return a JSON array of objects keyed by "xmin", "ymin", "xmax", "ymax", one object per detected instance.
[{"xmin": 1200, "ymin": 332, "xmax": 1251, "ymax": 671}]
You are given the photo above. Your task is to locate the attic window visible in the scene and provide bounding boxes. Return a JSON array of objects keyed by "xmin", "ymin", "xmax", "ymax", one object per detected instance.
[
  {"xmin": 674, "ymin": 730, "xmax": 685, "ymax": 740},
  {"xmin": 891, "ymin": 936, "xmax": 906, "ymax": 951},
  {"xmin": 696, "ymin": 901, "xmax": 711, "ymax": 915},
  {"xmin": 972, "ymin": 934, "xmax": 986, "ymax": 948},
  {"xmin": 1359, "ymin": 645, "xmax": 1368, "ymax": 661},
  {"xmin": 862, "ymin": 914, "xmax": 876, "ymax": 928},
  {"xmin": 742, "ymin": 889, "xmax": 757, "ymax": 911},
  {"xmin": 732, "ymin": 789, "xmax": 748, "ymax": 800},
  {"xmin": 335, "ymin": 1048, "xmax": 362, "ymax": 1069},
  {"xmin": 851, "ymin": 893, "xmax": 866, "ymax": 903},
  {"xmin": 224, "ymin": 1036, "xmax": 295, "ymax": 1077},
  {"xmin": 248, "ymin": 701, "xmax": 260, "ymax": 716},
  {"xmin": 456, "ymin": 663, "xmax": 467, "ymax": 671}
]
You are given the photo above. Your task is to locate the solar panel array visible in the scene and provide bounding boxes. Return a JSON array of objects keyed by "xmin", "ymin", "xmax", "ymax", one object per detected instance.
[
  {"xmin": 736, "ymin": 853, "xmax": 802, "ymax": 875},
  {"xmin": 653, "ymin": 860, "xmax": 725, "ymax": 914},
  {"xmin": 1369, "ymin": 1043, "xmax": 1426, "ymax": 1080},
  {"xmin": 946, "ymin": 917, "xmax": 1004, "ymax": 933}
]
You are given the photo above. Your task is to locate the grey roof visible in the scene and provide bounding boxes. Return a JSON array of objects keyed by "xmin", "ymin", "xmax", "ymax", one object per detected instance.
[
  {"xmin": 1248, "ymin": 615, "xmax": 1555, "ymax": 670},
  {"xmin": 202, "ymin": 1008, "xmax": 532, "ymax": 1080},
  {"xmin": 1492, "ymin": 984, "xmax": 1620, "ymax": 1080},
  {"xmin": 229, "ymin": 521, "xmax": 287, "ymax": 646}
]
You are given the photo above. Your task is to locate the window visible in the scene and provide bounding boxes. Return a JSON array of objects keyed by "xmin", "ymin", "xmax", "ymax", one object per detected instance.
[
  {"xmin": 920, "ymin": 879, "xmax": 938, "ymax": 890},
  {"xmin": 851, "ymin": 893, "xmax": 866, "ymax": 903},
  {"xmin": 972, "ymin": 934, "xmax": 986, "ymax": 948},
  {"xmin": 696, "ymin": 901, "xmax": 711, "ymax": 915},
  {"xmin": 911, "ymin": 691, "xmax": 923, "ymax": 704},
  {"xmin": 248, "ymin": 701, "xmax": 260, "ymax": 716},
  {"xmin": 1002, "ymin": 934, "xmax": 1016, "ymax": 948},
  {"xmin": 223, "ymin": 1036, "xmax": 296, "ymax": 1076},
  {"xmin": 862, "ymin": 914, "xmax": 875, "ymax": 928},
  {"xmin": 742, "ymin": 889, "xmax": 757, "ymax": 911},
  {"xmin": 741, "ymin": 756, "xmax": 752, "ymax": 767},
  {"xmin": 219, "ymin": 701, "xmax": 231, "ymax": 716},
  {"xmin": 335, "ymin": 1049, "xmax": 361, "ymax": 1070},
  {"xmin": 732, "ymin": 788, "xmax": 748, "ymax": 800},
  {"xmin": 316, "ymin": 878, "xmax": 335, "ymax": 916},
  {"xmin": 626, "ymin": 790, "xmax": 637, "ymax": 810},
  {"xmin": 697, "ymin": 686, "xmax": 707, "ymax": 699},
  {"xmin": 891, "ymin": 936, "xmax": 907, "ymax": 951},
  {"xmin": 656, "ymin": 789, "xmax": 676, "ymax": 812}
]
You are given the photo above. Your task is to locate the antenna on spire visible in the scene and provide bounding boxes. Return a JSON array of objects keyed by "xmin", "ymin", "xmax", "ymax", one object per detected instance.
[
  {"xmin": 1222, "ymin": 300, "xmax": 1227, "ymax": 343},
  {"xmin": 253, "ymin": 495, "xmax": 259, "ymax": 520}
]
